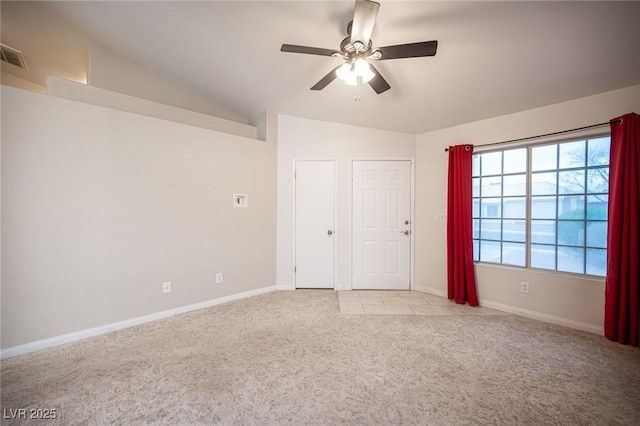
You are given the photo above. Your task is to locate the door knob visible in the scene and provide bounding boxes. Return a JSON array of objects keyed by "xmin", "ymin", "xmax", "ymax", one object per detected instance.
[
  {"xmin": 400, "ymin": 230, "xmax": 410, "ymax": 235},
  {"xmin": 328, "ymin": 230, "xmax": 334, "ymax": 236}
]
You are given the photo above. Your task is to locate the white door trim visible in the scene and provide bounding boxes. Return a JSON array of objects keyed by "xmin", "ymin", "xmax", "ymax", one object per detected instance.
[
  {"xmin": 349, "ymin": 157, "xmax": 415, "ymax": 291},
  {"xmin": 292, "ymin": 158, "xmax": 338, "ymax": 290}
]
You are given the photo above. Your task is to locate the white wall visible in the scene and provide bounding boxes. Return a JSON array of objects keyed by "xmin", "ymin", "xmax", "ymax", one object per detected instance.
[
  {"xmin": 89, "ymin": 44, "xmax": 248, "ymax": 125},
  {"xmin": 47, "ymin": 76, "xmax": 257, "ymax": 140},
  {"xmin": 276, "ymin": 115, "xmax": 417, "ymax": 290},
  {"xmin": 1, "ymin": 86, "xmax": 276, "ymax": 349},
  {"xmin": 415, "ymin": 84, "xmax": 640, "ymax": 333}
]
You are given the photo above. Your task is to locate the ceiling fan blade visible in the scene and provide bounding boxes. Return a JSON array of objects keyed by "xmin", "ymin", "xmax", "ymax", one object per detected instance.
[
  {"xmin": 310, "ymin": 66, "xmax": 341, "ymax": 91},
  {"xmin": 281, "ymin": 44, "xmax": 338, "ymax": 57},
  {"xmin": 377, "ymin": 40, "xmax": 438, "ymax": 60},
  {"xmin": 368, "ymin": 64, "xmax": 390, "ymax": 94},
  {"xmin": 350, "ymin": 0, "xmax": 380, "ymax": 46}
]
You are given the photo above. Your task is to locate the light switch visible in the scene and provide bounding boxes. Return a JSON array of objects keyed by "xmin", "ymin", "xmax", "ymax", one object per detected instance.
[{"xmin": 233, "ymin": 194, "xmax": 248, "ymax": 208}]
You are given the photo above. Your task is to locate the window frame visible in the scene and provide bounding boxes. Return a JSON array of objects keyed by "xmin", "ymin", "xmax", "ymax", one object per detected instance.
[{"xmin": 471, "ymin": 132, "xmax": 610, "ymax": 278}]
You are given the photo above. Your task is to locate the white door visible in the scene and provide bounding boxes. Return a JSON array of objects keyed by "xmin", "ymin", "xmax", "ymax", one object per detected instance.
[
  {"xmin": 352, "ymin": 160, "xmax": 411, "ymax": 290},
  {"xmin": 294, "ymin": 160, "xmax": 335, "ymax": 289}
]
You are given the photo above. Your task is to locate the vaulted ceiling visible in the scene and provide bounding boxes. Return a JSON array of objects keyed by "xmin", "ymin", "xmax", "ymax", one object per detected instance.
[{"xmin": 5, "ymin": 1, "xmax": 640, "ymax": 133}]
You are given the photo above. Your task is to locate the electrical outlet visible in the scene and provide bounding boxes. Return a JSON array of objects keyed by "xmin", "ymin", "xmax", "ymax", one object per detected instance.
[
  {"xmin": 216, "ymin": 273, "xmax": 223, "ymax": 284},
  {"xmin": 163, "ymin": 281, "xmax": 172, "ymax": 294},
  {"xmin": 520, "ymin": 281, "xmax": 530, "ymax": 294},
  {"xmin": 434, "ymin": 213, "xmax": 447, "ymax": 222}
]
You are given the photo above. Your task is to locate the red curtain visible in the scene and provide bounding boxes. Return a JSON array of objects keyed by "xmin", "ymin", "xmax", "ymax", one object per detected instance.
[
  {"xmin": 605, "ymin": 113, "xmax": 640, "ymax": 347},
  {"xmin": 447, "ymin": 144, "xmax": 479, "ymax": 306}
]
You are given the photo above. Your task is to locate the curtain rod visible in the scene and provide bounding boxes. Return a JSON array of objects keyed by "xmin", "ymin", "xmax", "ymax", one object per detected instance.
[{"xmin": 443, "ymin": 119, "xmax": 621, "ymax": 152}]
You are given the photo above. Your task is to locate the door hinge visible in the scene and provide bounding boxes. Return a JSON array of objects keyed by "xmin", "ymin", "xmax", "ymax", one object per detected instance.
[{"xmin": 294, "ymin": 266, "xmax": 297, "ymax": 273}]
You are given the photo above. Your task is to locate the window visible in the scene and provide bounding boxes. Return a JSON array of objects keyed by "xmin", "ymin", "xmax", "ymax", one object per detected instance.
[{"xmin": 472, "ymin": 136, "xmax": 610, "ymax": 276}]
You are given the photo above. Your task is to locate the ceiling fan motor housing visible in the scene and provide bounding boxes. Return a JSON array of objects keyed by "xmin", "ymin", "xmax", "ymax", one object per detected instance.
[{"xmin": 340, "ymin": 37, "xmax": 381, "ymax": 63}]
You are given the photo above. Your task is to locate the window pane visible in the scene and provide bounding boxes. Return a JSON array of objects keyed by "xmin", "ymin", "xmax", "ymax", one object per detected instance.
[
  {"xmin": 472, "ymin": 177, "xmax": 480, "ymax": 197},
  {"xmin": 480, "ymin": 198, "xmax": 502, "ymax": 218},
  {"xmin": 531, "ymin": 220, "xmax": 556, "ymax": 244},
  {"xmin": 558, "ymin": 220, "xmax": 585, "ymax": 246},
  {"xmin": 503, "ymin": 174, "xmax": 526, "ymax": 196},
  {"xmin": 503, "ymin": 148, "xmax": 527, "ymax": 174},
  {"xmin": 480, "ymin": 219, "xmax": 501, "ymax": 240},
  {"xmin": 481, "ymin": 152, "xmax": 502, "ymax": 176},
  {"xmin": 472, "ymin": 154, "xmax": 480, "ymax": 176},
  {"xmin": 559, "ymin": 140, "xmax": 586, "ymax": 169},
  {"xmin": 557, "ymin": 246, "xmax": 584, "ymax": 274},
  {"xmin": 587, "ymin": 168, "xmax": 608, "ymax": 194},
  {"xmin": 587, "ymin": 221, "xmax": 607, "ymax": 248},
  {"xmin": 531, "ymin": 244, "xmax": 556, "ymax": 270},
  {"xmin": 587, "ymin": 137, "xmax": 610, "ymax": 166},
  {"xmin": 503, "ymin": 220, "xmax": 525, "ymax": 242},
  {"xmin": 531, "ymin": 196, "xmax": 556, "ymax": 219},
  {"xmin": 473, "ymin": 239, "xmax": 480, "ymax": 262},
  {"xmin": 531, "ymin": 172, "xmax": 557, "ymax": 195},
  {"xmin": 473, "ymin": 139, "xmax": 608, "ymax": 276},
  {"xmin": 481, "ymin": 176, "xmax": 501, "ymax": 196},
  {"xmin": 586, "ymin": 195, "xmax": 608, "ymax": 219},
  {"xmin": 586, "ymin": 248, "xmax": 606, "ymax": 276},
  {"xmin": 480, "ymin": 240, "xmax": 501, "ymax": 263},
  {"xmin": 502, "ymin": 242, "xmax": 525, "ymax": 266},
  {"xmin": 558, "ymin": 195, "xmax": 585, "ymax": 219},
  {"xmin": 503, "ymin": 197, "xmax": 525, "ymax": 219},
  {"xmin": 558, "ymin": 170, "xmax": 585, "ymax": 194},
  {"xmin": 532, "ymin": 144, "xmax": 557, "ymax": 171}
]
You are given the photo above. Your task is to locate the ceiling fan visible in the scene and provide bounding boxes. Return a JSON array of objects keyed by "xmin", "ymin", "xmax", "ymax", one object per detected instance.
[{"xmin": 281, "ymin": 0, "xmax": 438, "ymax": 94}]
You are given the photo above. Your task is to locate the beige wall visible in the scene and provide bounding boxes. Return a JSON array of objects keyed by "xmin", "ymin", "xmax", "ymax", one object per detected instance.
[
  {"xmin": 276, "ymin": 115, "xmax": 417, "ymax": 290},
  {"xmin": 1, "ymin": 72, "xmax": 47, "ymax": 94},
  {"xmin": 1, "ymin": 86, "xmax": 276, "ymax": 349},
  {"xmin": 415, "ymin": 84, "xmax": 640, "ymax": 333}
]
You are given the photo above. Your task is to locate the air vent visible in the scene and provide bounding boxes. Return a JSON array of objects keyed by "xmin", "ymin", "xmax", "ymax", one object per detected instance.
[{"xmin": 1, "ymin": 43, "xmax": 28, "ymax": 70}]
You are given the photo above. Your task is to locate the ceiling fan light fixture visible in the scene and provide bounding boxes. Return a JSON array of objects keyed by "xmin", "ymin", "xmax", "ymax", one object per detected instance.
[
  {"xmin": 354, "ymin": 58, "xmax": 375, "ymax": 83},
  {"xmin": 336, "ymin": 63, "xmax": 358, "ymax": 85},
  {"xmin": 336, "ymin": 59, "xmax": 374, "ymax": 86}
]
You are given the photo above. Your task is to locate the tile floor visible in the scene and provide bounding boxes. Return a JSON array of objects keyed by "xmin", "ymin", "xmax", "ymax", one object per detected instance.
[{"xmin": 338, "ymin": 290, "xmax": 513, "ymax": 316}]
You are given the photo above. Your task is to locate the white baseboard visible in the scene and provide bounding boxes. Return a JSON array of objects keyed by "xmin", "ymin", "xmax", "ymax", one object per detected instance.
[
  {"xmin": 479, "ymin": 299, "xmax": 604, "ymax": 335},
  {"xmin": 1, "ymin": 285, "xmax": 277, "ymax": 360},
  {"xmin": 414, "ymin": 285, "xmax": 448, "ymax": 298},
  {"xmin": 413, "ymin": 285, "xmax": 603, "ymax": 335},
  {"xmin": 275, "ymin": 284, "xmax": 295, "ymax": 291}
]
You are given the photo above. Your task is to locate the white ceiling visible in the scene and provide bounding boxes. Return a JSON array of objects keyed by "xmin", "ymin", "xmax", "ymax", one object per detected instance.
[{"xmin": 42, "ymin": 1, "xmax": 640, "ymax": 133}]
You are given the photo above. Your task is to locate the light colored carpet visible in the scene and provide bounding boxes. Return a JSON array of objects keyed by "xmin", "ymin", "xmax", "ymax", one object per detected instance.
[{"xmin": 1, "ymin": 290, "xmax": 639, "ymax": 425}]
